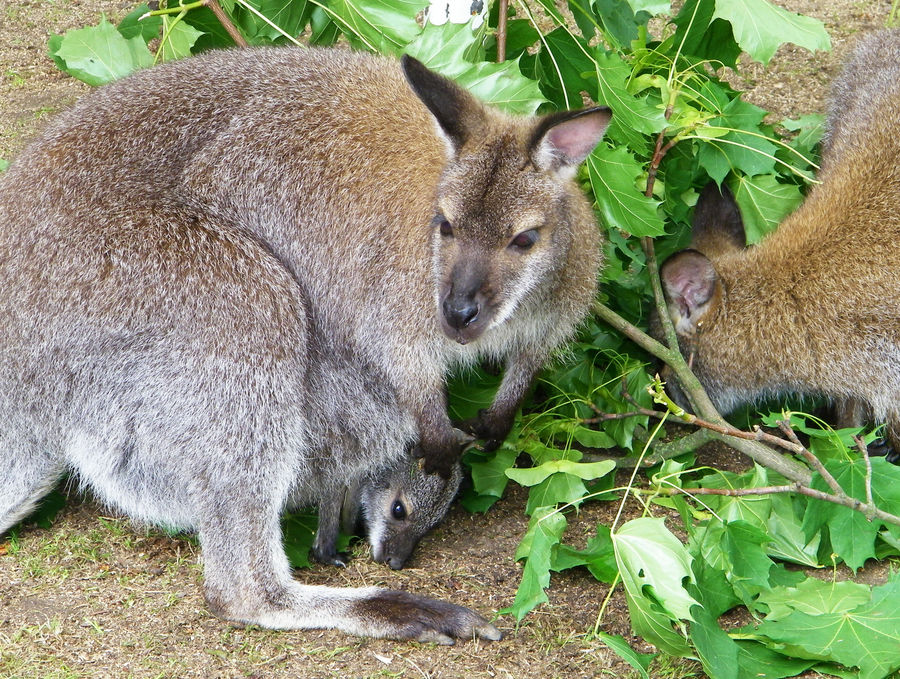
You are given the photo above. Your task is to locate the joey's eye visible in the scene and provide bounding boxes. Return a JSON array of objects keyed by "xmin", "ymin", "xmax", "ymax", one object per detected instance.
[
  {"xmin": 391, "ymin": 500, "xmax": 407, "ymax": 520},
  {"xmin": 509, "ymin": 229, "xmax": 539, "ymax": 251}
]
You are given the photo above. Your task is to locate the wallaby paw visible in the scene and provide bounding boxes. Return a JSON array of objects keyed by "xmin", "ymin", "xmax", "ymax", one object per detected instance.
[
  {"xmin": 864, "ymin": 438, "xmax": 899, "ymax": 464},
  {"xmin": 352, "ymin": 589, "xmax": 502, "ymax": 644},
  {"xmin": 413, "ymin": 438, "xmax": 464, "ymax": 479},
  {"xmin": 456, "ymin": 409, "xmax": 511, "ymax": 452},
  {"xmin": 311, "ymin": 548, "xmax": 348, "ymax": 568}
]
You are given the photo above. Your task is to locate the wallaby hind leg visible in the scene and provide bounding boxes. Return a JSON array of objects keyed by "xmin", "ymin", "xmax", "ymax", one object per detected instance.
[
  {"xmin": 195, "ymin": 481, "xmax": 500, "ymax": 643},
  {"xmin": 0, "ymin": 440, "xmax": 65, "ymax": 536}
]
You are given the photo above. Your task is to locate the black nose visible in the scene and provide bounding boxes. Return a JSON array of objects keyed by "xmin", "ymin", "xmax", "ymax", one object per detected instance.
[
  {"xmin": 443, "ymin": 297, "xmax": 479, "ymax": 329},
  {"xmin": 388, "ymin": 555, "xmax": 405, "ymax": 570}
]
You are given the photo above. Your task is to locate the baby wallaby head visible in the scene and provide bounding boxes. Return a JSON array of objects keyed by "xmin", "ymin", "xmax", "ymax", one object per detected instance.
[
  {"xmin": 359, "ymin": 457, "xmax": 464, "ymax": 570},
  {"xmin": 401, "ymin": 56, "xmax": 611, "ymax": 346}
]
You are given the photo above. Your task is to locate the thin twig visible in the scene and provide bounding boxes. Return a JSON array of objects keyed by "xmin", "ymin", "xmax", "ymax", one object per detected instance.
[
  {"xmin": 855, "ymin": 435, "xmax": 875, "ymax": 512},
  {"xmin": 655, "ymin": 483, "xmax": 900, "ymax": 527},
  {"xmin": 496, "ymin": 0, "xmax": 509, "ymax": 63},
  {"xmin": 776, "ymin": 419, "xmax": 842, "ymax": 494},
  {"xmin": 208, "ymin": 0, "xmax": 248, "ymax": 47}
]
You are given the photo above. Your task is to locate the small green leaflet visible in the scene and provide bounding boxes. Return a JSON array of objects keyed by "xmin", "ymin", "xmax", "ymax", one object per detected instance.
[
  {"xmin": 731, "ymin": 174, "xmax": 804, "ymax": 244},
  {"xmin": 597, "ymin": 632, "xmax": 655, "ymax": 678},
  {"xmin": 507, "ymin": 506, "xmax": 567, "ymax": 620},
  {"xmin": 690, "ymin": 605, "xmax": 739, "ymax": 679},
  {"xmin": 51, "ymin": 15, "xmax": 153, "ymax": 86},
  {"xmin": 158, "ymin": 17, "xmax": 204, "ymax": 62},
  {"xmin": 506, "ymin": 458, "xmax": 615, "ymax": 485},
  {"xmin": 712, "ymin": 0, "xmax": 830, "ymax": 65}
]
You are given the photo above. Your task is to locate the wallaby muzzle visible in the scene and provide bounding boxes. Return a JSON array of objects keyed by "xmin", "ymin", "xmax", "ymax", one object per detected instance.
[{"xmin": 440, "ymin": 260, "xmax": 491, "ymax": 344}]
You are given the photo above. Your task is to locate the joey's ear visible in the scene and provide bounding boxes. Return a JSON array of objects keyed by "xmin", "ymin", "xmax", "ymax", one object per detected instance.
[
  {"xmin": 530, "ymin": 107, "xmax": 612, "ymax": 179},
  {"xmin": 692, "ymin": 182, "xmax": 746, "ymax": 256},
  {"xmin": 660, "ymin": 249, "xmax": 721, "ymax": 336},
  {"xmin": 401, "ymin": 55, "xmax": 484, "ymax": 152}
]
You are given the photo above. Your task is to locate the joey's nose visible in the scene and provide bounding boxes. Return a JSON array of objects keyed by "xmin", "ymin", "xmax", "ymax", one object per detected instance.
[
  {"xmin": 442, "ymin": 297, "xmax": 479, "ymax": 329},
  {"xmin": 388, "ymin": 556, "xmax": 405, "ymax": 570}
]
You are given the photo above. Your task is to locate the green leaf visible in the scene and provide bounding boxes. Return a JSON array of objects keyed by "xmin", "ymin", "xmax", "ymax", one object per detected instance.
[
  {"xmin": 719, "ymin": 520, "xmax": 773, "ymax": 588},
  {"xmin": 690, "ymin": 605, "xmax": 739, "ymax": 679},
  {"xmin": 615, "ymin": 517, "xmax": 698, "ymax": 621},
  {"xmin": 506, "ymin": 459, "xmax": 615, "ymax": 486},
  {"xmin": 755, "ymin": 575, "xmax": 900, "ymax": 679},
  {"xmin": 670, "ymin": 0, "xmax": 741, "ymax": 68},
  {"xmin": 509, "ymin": 507, "xmax": 567, "ymax": 620},
  {"xmin": 597, "ymin": 632, "xmax": 655, "ymax": 679},
  {"xmin": 765, "ymin": 493, "xmax": 820, "ymax": 567},
  {"xmin": 586, "ymin": 144, "xmax": 664, "ymax": 236},
  {"xmin": 757, "ymin": 578, "xmax": 871, "ymax": 622},
  {"xmin": 467, "ymin": 447, "xmax": 518, "ymax": 498},
  {"xmin": 404, "ymin": 23, "xmax": 547, "ymax": 115},
  {"xmin": 735, "ymin": 641, "xmax": 817, "ymax": 679},
  {"xmin": 534, "ymin": 26, "xmax": 596, "ymax": 110},
  {"xmin": 594, "ymin": 50, "xmax": 667, "ymax": 143},
  {"xmin": 118, "ymin": 4, "xmax": 162, "ymax": 43},
  {"xmin": 552, "ymin": 524, "xmax": 618, "ymax": 582},
  {"xmin": 281, "ymin": 511, "xmax": 318, "ymax": 569},
  {"xmin": 712, "ymin": 0, "xmax": 831, "ymax": 65},
  {"xmin": 324, "ymin": 0, "xmax": 427, "ymax": 53},
  {"xmin": 731, "ymin": 174, "xmax": 804, "ymax": 244},
  {"xmin": 53, "ymin": 15, "xmax": 153, "ymax": 86},
  {"xmin": 241, "ymin": 0, "xmax": 310, "ymax": 42},
  {"xmin": 697, "ymin": 97, "xmax": 778, "ymax": 184},
  {"xmin": 526, "ymin": 472, "xmax": 589, "ymax": 514},
  {"xmin": 802, "ymin": 460, "xmax": 881, "ymax": 570},
  {"xmin": 158, "ymin": 17, "xmax": 204, "ymax": 62}
]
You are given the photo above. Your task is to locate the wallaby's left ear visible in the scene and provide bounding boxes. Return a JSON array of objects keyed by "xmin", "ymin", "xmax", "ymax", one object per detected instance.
[
  {"xmin": 401, "ymin": 55, "xmax": 485, "ymax": 153},
  {"xmin": 530, "ymin": 107, "xmax": 612, "ymax": 179}
]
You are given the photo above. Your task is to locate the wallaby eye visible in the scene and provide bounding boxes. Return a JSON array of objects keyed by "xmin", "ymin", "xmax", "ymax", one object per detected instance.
[
  {"xmin": 509, "ymin": 229, "xmax": 539, "ymax": 251},
  {"xmin": 391, "ymin": 500, "xmax": 407, "ymax": 520},
  {"xmin": 431, "ymin": 214, "xmax": 454, "ymax": 238}
]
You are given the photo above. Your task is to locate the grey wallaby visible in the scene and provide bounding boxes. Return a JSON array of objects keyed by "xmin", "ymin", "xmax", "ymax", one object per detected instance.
[
  {"xmin": 0, "ymin": 46, "xmax": 610, "ymax": 642},
  {"xmin": 313, "ymin": 458, "xmax": 463, "ymax": 570},
  {"xmin": 660, "ymin": 29, "xmax": 900, "ymax": 459}
]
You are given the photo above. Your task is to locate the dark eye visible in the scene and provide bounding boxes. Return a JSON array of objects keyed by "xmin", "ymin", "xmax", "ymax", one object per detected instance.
[
  {"xmin": 391, "ymin": 500, "xmax": 407, "ymax": 520},
  {"xmin": 509, "ymin": 229, "xmax": 539, "ymax": 250},
  {"xmin": 431, "ymin": 214, "xmax": 454, "ymax": 237}
]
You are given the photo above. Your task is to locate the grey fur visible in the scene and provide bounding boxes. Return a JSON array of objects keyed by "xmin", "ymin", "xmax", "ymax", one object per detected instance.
[
  {"xmin": 0, "ymin": 46, "xmax": 608, "ymax": 642},
  {"xmin": 660, "ymin": 30, "xmax": 900, "ymax": 457},
  {"xmin": 313, "ymin": 458, "xmax": 464, "ymax": 570}
]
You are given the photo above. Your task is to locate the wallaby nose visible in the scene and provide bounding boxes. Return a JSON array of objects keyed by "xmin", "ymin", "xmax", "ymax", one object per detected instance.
[
  {"xmin": 442, "ymin": 296, "xmax": 480, "ymax": 329},
  {"xmin": 387, "ymin": 555, "xmax": 405, "ymax": 570}
]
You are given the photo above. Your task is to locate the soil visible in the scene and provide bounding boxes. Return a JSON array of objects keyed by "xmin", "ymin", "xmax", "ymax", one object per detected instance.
[{"xmin": 0, "ymin": 1, "xmax": 894, "ymax": 678}]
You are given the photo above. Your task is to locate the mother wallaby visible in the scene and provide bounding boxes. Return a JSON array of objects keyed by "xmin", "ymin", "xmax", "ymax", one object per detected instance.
[{"xmin": 0, "ymin": 47, "xmax": 609, "ymax": 643}]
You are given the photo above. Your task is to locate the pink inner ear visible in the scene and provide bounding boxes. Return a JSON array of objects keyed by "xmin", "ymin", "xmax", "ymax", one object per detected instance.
[
  {"xmin": 546, "ymin": 112, "xmax": 611, "ymax": 164},
  {"xmin": 662, "ymin": 252, "xmax": 717, "ymax": 314}
]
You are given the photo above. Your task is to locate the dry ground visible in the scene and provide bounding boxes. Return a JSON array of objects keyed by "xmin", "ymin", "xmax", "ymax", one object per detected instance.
[{"xmin": 0, "ymin": 1, "xmax": 894, "ymax": 678}]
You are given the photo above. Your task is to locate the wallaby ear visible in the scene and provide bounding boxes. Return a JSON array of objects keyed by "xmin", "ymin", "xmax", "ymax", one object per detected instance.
[
  {"xmin": 692, "ymin": 182, "xmax": 746, "ymax": 256},
  {"xmin": 530, "ymin": 107, "xmax": 612, "ymax": 179},
  {"xmin": 401, "ymin": 55, "xmax": 484, "ymax": 153},
  {"xmin": 660, "ymin": 249, "xmax": 721, "ymax": 336}
]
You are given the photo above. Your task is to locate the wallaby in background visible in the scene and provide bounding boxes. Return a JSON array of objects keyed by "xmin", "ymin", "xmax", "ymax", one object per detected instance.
[
  {"xmin": 660, "ymin": 29, "xmax": 900, "ymax": 459},
  {"xmin": 313, "ymin": 458, "xmax": 464, "ymax": 570},
  {"xmin": 0, "ymin": 46, "xmax": 610, "ymax": 642}
]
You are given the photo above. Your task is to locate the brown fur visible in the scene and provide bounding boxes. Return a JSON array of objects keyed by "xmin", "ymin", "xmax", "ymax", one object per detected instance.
[{"xmin": 661, "ymin": 29, "xmax": 900, "ymax": 451}]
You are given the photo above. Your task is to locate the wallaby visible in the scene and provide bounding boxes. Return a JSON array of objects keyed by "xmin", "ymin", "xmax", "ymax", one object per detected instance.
[
  {"xmin": 313, "ymin": 458, "xmax": 464, "ymax": 570},
  {"xmin": 0, "ymin": 46, "xmax": 610, "ymax": 642},
  {"xmin": 659, "ymin": 29, "xmax": 900, "ymax": 459}
]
